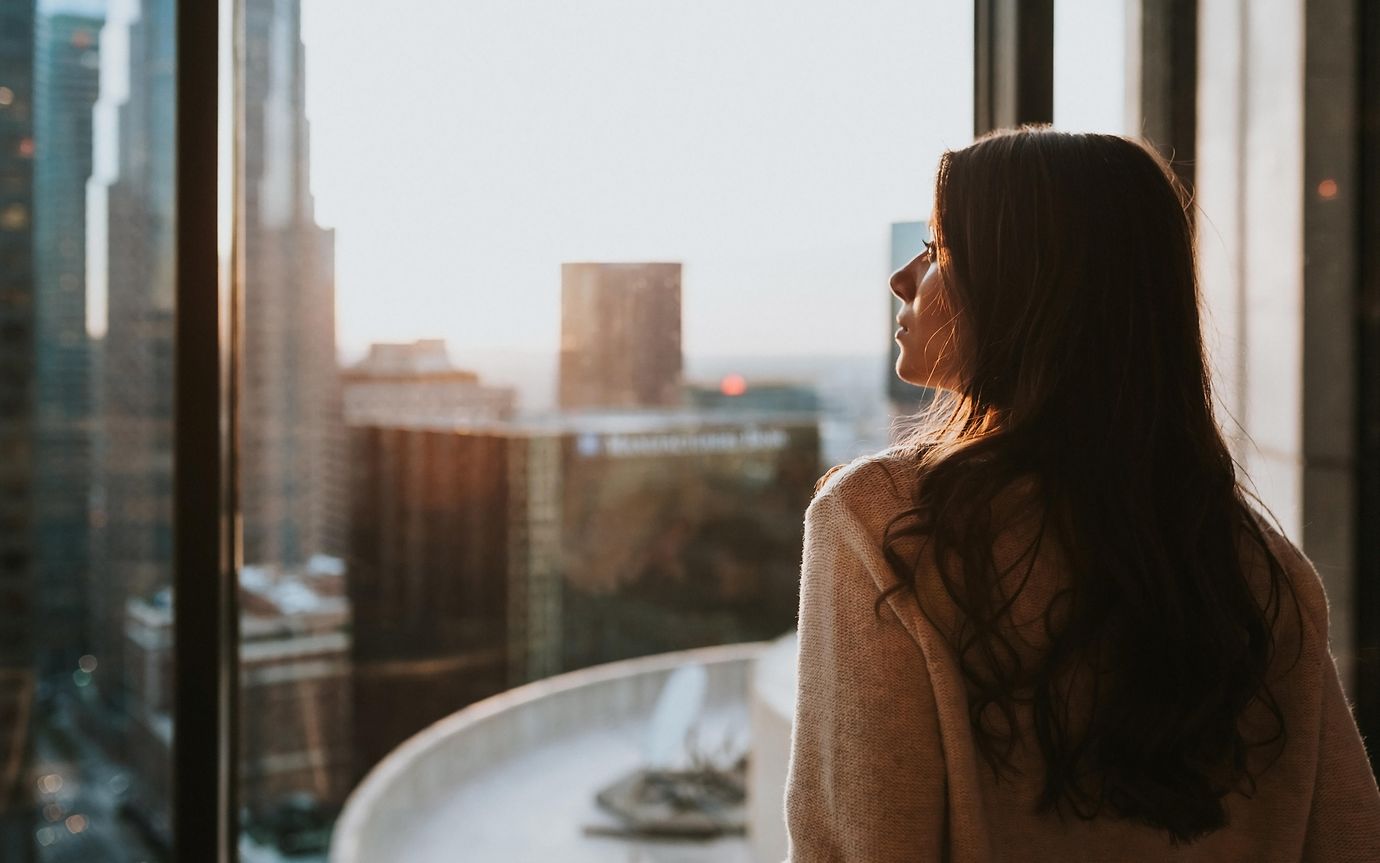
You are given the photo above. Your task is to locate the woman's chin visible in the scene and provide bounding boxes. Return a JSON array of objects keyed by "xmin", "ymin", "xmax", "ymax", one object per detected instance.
[
  {"xmin": 894, "ymin": 357, "xmax": 927, "ymax": 389},
  {"xmin": 896, "ymin": 364, "xmax": 952, "ymax": 393}
]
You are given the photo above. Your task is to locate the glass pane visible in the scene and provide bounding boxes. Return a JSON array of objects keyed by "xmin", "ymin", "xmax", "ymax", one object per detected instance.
[
  {"xmin": 1054, "ymin": 0, "xmax": 1129, "ymax": 134},
  {"xmin": 236, "ymin": 1, "xmax": 972, "ymax": 859},
  {"xmin": 3, "ymin": 0, "xmax": 176, "ymax": 859}
]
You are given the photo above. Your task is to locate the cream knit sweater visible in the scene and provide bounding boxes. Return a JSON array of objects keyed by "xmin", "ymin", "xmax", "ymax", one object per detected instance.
[{"xmin": 784, "ymin": 452, "xmax": 1380, "ymax": 862}]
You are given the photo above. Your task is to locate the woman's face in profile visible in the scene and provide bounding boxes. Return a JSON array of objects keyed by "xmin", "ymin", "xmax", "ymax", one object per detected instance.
[{"xmin": 890, "ymin": 218, "xmax": 962, "ymax": 391}]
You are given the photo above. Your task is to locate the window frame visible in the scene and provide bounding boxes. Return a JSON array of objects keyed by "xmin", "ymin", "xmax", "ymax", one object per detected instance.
[
  {"xmin": 171, "ymin": 0, "xmax": 237, "ymax": 860},
  {"xmin": 1356, "ymin": 0, "xmax": 1380, "ymax": 770},
  {"xmin": 973, "ymin": 0, "xmax": 1053, "ymax": 134}
]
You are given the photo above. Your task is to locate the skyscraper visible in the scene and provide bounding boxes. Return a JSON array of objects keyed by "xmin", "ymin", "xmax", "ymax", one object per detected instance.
[
  {"xmin": 96, "ymin": 0, "xmax": 176, "ymax": 732},
  {"xmin": 240, "ymin": 0, "xmax": 342, "ymax": 565},
  {"xmin": 34, "ymin": 8, "xmax": 102, "ymax": 678},
  {"xmin": 0, "ymin": 0, "xmax": 36, "ymax": 856},
  {"xmin": 558, "ymin": 262, "xmax": 683, "ymax": 410}
]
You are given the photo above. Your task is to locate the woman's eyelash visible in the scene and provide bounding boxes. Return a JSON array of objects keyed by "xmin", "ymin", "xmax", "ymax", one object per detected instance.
[{"xmin": 923, "ymin": 239, "xmax": 937, "ymax": 258}]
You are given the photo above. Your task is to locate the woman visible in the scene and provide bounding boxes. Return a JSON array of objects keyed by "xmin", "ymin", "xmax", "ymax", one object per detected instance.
[{"xmin": 783, "ymin": 127, "xmax": 1380, "ymax": 862}]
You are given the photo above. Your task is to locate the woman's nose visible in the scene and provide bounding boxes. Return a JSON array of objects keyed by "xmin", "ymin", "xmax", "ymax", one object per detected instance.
[{"xmin": 890, "ymin": 257, "xmax": 919, "ymax": 302}]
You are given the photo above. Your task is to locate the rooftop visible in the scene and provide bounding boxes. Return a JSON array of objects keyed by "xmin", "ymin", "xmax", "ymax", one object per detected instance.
[{"xmin": 344, "ymin": 339, "xmax": 481, "ymax": 382}]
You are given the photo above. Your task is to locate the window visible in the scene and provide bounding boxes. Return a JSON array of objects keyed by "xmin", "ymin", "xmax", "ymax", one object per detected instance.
[
  {"xmin": 7, "ymin": 1, "xmax": 1372, "ymax": 859},
  {"xmin": 1053, "ymin": 0, "xmax": 1127, "ymax": 134},
  {"xmin": 237, "ymin": 0, "xmax": 972, "ymax": 857}
]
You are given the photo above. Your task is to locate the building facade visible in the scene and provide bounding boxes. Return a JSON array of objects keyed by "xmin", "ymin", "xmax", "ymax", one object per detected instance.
[
  {"xmin": 558, "ymin": 262, "xmax": 683, "ymax": 410},
  {"xmin": 241, "ymin": 0, "xmax": 342, "ymax": 565},
  {"xmin": 346, "ymin": 413, "xmax": 819, "ymax": 772},
  {"xmin": 95, "ymin": 0, "xmax": 176, "ymax": 733},
  {"xmin": 33, "ymin": 9, "xmax": 101, "ymax": 678},
  {"xmin": 125, "ymin": 558, "xmax": 354, "ymax": 843}
]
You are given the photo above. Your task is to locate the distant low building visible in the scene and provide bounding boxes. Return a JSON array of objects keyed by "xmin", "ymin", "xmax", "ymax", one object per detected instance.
[
  {"xmin": 124, "ymin": 556, "xmax": 354, "ymax": 847},
  {"xmin": 346, "ymin": 411, "xmax": 819, "ymax": 772},
  {"xmin": 683, "ymin": 376, "xmax": 820, "ymax": 415},
  {"xmin": 238, "ymin": 556, "xmax": 354, "ymax": 814},
  {"xmin": 342, "ymin": 339, "xmax": 516, "ymax": 426}
]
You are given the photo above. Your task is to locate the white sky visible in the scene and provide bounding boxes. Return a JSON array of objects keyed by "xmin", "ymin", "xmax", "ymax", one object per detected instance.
[
  {"xmin": 301, "ymin": 0, "xmax": 981, "ymax": 360},
  {"xmin": 89, "ymin": 0, "xmax": 1125, "ymax": 357}
]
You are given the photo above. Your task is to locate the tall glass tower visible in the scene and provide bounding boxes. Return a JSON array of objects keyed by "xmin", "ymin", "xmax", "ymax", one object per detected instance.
[
  {"xmin": 96, "ymin": 0, "xmax": 176, "ymax": 732},
  {"xmin": 34, "ymin": 8, "xmax": 103, "ymax": 678}
]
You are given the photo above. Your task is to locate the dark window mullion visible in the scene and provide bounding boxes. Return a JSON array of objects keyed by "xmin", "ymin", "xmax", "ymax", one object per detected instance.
[
  {"xmin": 172, "ymin": 0, "xmax": 237, "ymax": 860},
  {"xmin": 1136, "ymin": 0, "xmax": 1198, "ymax": 203},
  {"xmin": 974, "ymin": 0, "xmax": 1054, "ymax": 136},
  {"xmin": 1357, "ymin": 0, "xmax": 1380, "ymax": 774}
]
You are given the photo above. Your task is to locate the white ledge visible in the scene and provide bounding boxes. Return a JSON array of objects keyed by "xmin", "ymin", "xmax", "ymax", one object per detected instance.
[{"xmin": 330, "ymin": 641, "xmax": 775, "ymax": 863}]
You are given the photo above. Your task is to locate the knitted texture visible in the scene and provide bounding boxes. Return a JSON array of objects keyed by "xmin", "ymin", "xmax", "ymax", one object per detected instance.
[{"xmin": 784, "ymin": 452, "xmax": 1380, "ymax": 862}]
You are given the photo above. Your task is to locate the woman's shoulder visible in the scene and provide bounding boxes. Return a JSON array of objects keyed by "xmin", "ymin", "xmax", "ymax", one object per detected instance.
[
  {"xmin": 805, "ymin": 448, "xmax": 929, "ymax": 600},
  {"xmin": 811, "ymin": 446, "xmax": 923, "ymax": 521},
  {"xmin": 1240, "ymin": 506, "xmax": 1331, "ymax": 641}
]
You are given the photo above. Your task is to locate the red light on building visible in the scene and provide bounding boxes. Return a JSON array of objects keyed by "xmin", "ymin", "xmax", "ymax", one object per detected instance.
[
  {"xmin": 1317, "ymin": 178, "xmax": 1338, "ymax": 200},
  {"xmin": 720, "ymin": 374, "xmax": 747, "ymax": 397}
]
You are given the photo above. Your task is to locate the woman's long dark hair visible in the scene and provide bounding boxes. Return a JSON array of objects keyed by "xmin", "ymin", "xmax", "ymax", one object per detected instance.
[{"xmin": 879, "ymin": 127, "xmax": 1302, "ymax": 844}]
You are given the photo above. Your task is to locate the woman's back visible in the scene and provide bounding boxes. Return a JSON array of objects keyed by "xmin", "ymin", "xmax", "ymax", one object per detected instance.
[
  {"xmin": 785, "ymin": 127, "xmax": 1380, "ymax": 861},
  {"xmin": 785, "ymin": 452, "xmax": 1380, "ymax": 862}
]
